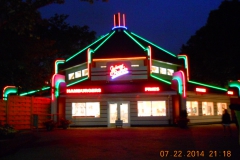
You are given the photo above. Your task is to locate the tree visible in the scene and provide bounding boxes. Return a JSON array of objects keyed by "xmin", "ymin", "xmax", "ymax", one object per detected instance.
[
  {"xmin": 0, "ymin": 1, "xmax": 96, "ymax": 93},
  {"xmin": 181, "ymin": 0, "xmax": 240, "ymax": 87}
]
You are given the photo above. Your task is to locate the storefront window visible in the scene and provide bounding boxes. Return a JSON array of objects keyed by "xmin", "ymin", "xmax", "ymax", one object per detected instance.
[
  {"xmin": 186, "ymin": 101, "xmax": 198, "ymax": 116},
  {"xmin": 151, "ymin": 66, "xmax": 159, "ymax": 73},
  {"xmin": 138, "ymin": 101, "xmax": 166, "ymax": 116},
  {"xmin": 72, "ymin": 102, "xmax": 100, "ymax": 117},
  {"xmin": 160, "ymin": 67, "xmax": 166, "ymax": 74},
  {"xmin": 217, "ymin": 103, "xmax": 227, "ymax": 115},
  {"xmin": 75, "ymin": 71, "xmax": 81, "ymax": 78},
  {"xmin": 167, "ymin": 69, "xmax": 174, "ymax": 76},
  {"xmin": 202, "ymin": 102, "xmax": 214, "ymax": 116},
  {"xmin": 68, "ymin": 73, "xmax": 74, "ymax": 80},
  {"xmin": 82, "ymin": 69, "xmax": 88, "ymax": 76}
]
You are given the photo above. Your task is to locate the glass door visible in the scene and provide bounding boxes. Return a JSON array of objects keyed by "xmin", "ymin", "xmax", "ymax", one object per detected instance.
[{"xmin": 108, "ymin": 102, "xmax": 130, "ymax": 127}]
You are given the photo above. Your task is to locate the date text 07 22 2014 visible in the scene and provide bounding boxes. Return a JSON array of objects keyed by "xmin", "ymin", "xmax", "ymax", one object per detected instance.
[{"xmin": 159, "ymin": 150, "xmax": 232, "ymax": 158}]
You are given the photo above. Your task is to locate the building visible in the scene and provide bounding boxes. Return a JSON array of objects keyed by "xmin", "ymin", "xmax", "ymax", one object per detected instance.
[{"xmin": 4, "ymin": 13, "xmax": 237, "ymax": 127}]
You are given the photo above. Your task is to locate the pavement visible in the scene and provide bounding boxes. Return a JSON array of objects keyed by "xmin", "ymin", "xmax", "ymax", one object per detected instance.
[{"xmin": 0, "ymin": 124, "xmax": 239, "ymax": 160}]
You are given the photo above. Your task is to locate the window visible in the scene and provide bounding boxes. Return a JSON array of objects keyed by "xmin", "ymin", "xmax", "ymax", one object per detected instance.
[
  {"xmin": 68, "ymin": 73, "xmax": 74, "ymax": 80},
  {"xmin": 186, "ymin": 101, "xmax": 198, "ymax": 116},
  {"xmin": 82, "ymin": 69, "xmax": 88, "ymax": 76},
  {"xmin": 151, "ymin": 66, "xmax": 159, "ymax": 73},
  {"xmin": 217, "ymin": 103, "xmax": 227, "ymax": 115},
  {"xmin": 202, "ymin": 102, "xmax": 214, "ymax": 116},
  {"xmin": 160, "ymin": 67, "xmax": 166, "ymax": 74},
  {"xmin": 167, "ymin": 69, "xmax": 174, "ymax": 76},
  {"xmin": 72, "ymin": 102, "xmax": 100, "ymax": 117},
  {"xmin": 138, "ymin": 101, "xmax": 166, "ymax": 116},
  {"xmin": 75, "ymin": 71, "xmax": 81, "ymax": 78}
]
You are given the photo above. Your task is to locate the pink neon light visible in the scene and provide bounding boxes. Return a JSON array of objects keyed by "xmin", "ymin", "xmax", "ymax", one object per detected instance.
[
  {"xmin": 123, "ymin": 14, "xmax": 125, "ymax": 26},
  {"xmin": 227, "ymin": 91, "xmax": 234, "ymax": 95},
  {"xmin": 179, "ymin": 54, "xmax": 190, "ymax": 81},
  {"xmin": 51, "ymin": 74, "xmax": 57, "ymax": 100},
  {"xmin": 110, "ymin": 64, "xmax": 129, "ymax": 79},
  {"xmin": 179, "ymin": 70, "xmax": 186, "ymax": 98},
  {"xmin": 145, "ymin": 87, "xmax": 160, "ymax": 92},
  {"xmin": 114, "ymin": 14, "xmax": 116, "ymax": 27},
  {"xmin": 67, "ymin": 88, "xmax": 101, "ymax": 93},
  {"xmin": 148, "ymin": 46, "xmax": 152, "ymax": 74},
  {"xmin": 118, "ymin": 12, "xmax": 120, "ymax": 26},
  {"xmin": 196, "ymin": 88, "xmax": 206, "ymax": 93}
]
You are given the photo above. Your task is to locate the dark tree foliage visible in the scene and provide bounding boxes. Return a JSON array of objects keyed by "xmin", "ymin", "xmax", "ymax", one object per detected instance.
[
  {"xmin": 0, "ymin": 0, "xmax": 96, "ymax": 93},
  {"xmin": 181, "ymin": 0, "xmax": 240, "ymax": 87}
]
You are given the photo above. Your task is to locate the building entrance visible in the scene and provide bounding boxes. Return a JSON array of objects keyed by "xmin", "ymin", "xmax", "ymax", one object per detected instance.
[{"xmin": 108, "ymin": 101, "xmax": 130, "ymax": 127}]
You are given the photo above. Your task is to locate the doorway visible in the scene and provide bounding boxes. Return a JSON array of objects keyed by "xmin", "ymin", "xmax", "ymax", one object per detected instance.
[{"xmin": 108, "ymin": 101, "xmax": 130, "ymax": 127}]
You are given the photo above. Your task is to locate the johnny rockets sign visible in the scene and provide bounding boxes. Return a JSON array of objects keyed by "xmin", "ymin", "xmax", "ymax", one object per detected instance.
[{"xmin": 107, "ymin": 61, "xmax": 131, "ymax": 81}]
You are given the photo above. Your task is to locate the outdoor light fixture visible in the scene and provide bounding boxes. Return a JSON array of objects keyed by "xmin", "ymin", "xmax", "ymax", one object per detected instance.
[
  {"xmin": 196, "ymin": 87, "xmax": 206, "ymax": 93},
  {"xmin": 227, "ymin": 91, "xmax": 234, "ymax": 95}
]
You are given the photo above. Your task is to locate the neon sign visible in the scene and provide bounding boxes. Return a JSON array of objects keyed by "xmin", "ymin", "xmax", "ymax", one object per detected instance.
[
  {"xmin": 66, "ymin": 88, "xmax": 101, "ymax": 93},
  {"xmin": 110, "ymin": 64, "xmax": 129, "ymax": 79},
  {"xmin": 145, "ymin": 87, "xmax": 160, "ymax": 92},
  {"xmin": 227, "ymin": 91, "xmax": 234, "ymax": 95},
  {"xmin": 196, "ymin": 88, "xmax": 206, "ymax": 93}
]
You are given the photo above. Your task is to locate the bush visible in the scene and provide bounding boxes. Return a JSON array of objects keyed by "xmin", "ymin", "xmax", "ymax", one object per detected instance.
[{"xmin": 0, "ymin": 124, "xmax": 18, "ymax": 139}]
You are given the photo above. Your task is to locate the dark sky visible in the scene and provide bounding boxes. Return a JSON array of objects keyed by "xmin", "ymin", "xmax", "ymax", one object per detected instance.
[{"xmin": 39, "ymin": 0, "xmax": 223, "ymax": 54}]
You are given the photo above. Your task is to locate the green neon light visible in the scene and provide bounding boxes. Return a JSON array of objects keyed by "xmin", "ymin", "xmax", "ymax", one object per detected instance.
[
  {"xmin": 66, "ymin": 33, "xmax": 109, "ymax": 62},
  {"xmin": 55, "ymin": 80, "xmax": 65, "ymax": 97},
  {"xmin": 229, "ymin": 81, "xmax": 240, "ymax": 96},
  {"xmin": 173, "ymin": 77, "xmax": 182, "ymax": 95},
  {"xmin": 150, "ymin": 74, "xmax": 171, "ymax": 84},
  {"xmin": 130, "ymin": 32, "xmax": 177, "ymax": 57},
  {"xmin": 67, "ymin": 77, "xmax": 88, "ymax": 87},
  {"xmin": 189, "ymin": 80, "xmax": 227, "ymax": 91},
  {"xmin": 123, "ymin": 30, "xmax": 146, "ymax": 50},
  {"xmin": 4, "ymin": 88, "xmax": 18, "ymax": 100},
  {"xmin": 93, "ymin": 31, "xmax": 115, "ymax": 52},
  {"xmin": 19, "ymin": 86, "xmax": 51, "ymax": 96},
  {"xmin": 88, "ymin": 49, "xmax": 94, "ymax": 64},
  {"xmin": 178, "ymin": 56, "xmax": 187, "ymax": 69},
  {"xmin": 55, "ymin": 60, "xmax": 65, "ymax": 74}
]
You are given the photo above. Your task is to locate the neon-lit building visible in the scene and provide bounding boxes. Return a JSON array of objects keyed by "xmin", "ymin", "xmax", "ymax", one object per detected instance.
[{"xmin": 12, "ymin": 13, "xmax": 237, "ymax": 127}]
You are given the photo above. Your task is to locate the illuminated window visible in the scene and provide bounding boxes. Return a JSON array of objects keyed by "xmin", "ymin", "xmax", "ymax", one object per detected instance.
[
  {"xmin": 186, "ymin": 101, "xmax": 198, "ymax": 116},
  {"xmin": 202, "ymin": 102, "xmax": 214, "ymax": 116},
  {"xmin": 160, "ymin": 67, "xmax": 166, "ymax": 74},
  {"xmin": 72, "ymin": 102, "xmax": 100, "ymax": 117},
  {"xmin": 217, "ymin": 103, "xmax": 227, "ymax": 115},
  {"xmin": 75, "ymin": 71, "xmax": 81, "ymax": 78},
  {"xmin": 82, "ymin": 69, "xmax": 88, "ymax": 76},
  {"xmin": 151, "ymin": 66, "xmax": 159, "ymax": 73},
  {"xmin": 167, "ymin": 69, "xmax": 174, "ymax": 76},
  {"xmin": 138, "ymin": 101, "xmax": 166, "ymax": 116},
  {"xmin": 68, "ymin": 73, "xmax": 74, "ymax": 80}
]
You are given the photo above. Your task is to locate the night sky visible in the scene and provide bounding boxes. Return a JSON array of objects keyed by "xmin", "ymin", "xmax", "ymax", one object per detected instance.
[{"xmin": 39, "ymin": 0, "xmax": 223, "ymax": 54}]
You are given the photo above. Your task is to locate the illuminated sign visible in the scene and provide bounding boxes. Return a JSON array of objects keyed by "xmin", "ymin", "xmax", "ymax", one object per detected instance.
[
  {"xmin": 196, "ymin": 88, "xmax": 206, "ymax": 93},
  {"xmin": 110, "ymin": 64, "xmax": 129, "ymax": 79},
  {"xmin": 227, "ymin": 91, "xmax": 234, "ymax": 95},
  {"xmin": 145, "ymin": 87, "xmax": 160, "ymax": 92},
  {"xmin": 66, "ymin": 88, "xmax": 101, "ymax": 93}
]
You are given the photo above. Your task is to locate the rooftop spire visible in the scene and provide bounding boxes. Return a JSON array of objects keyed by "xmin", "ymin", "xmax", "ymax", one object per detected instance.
[{"xmin": 112, "ymin": 13, "xmax": 127, "ymax": 30}]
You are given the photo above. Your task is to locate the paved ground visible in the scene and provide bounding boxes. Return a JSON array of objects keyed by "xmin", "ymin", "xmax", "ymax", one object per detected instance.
[{"xmin": 0, "ymin": 124, "xmax": 239, "ymax": 160}]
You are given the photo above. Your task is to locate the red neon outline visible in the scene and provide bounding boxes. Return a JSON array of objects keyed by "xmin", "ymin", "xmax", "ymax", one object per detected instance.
[
  {"xmin": 179, "ymin": 70, "xmax": 186, "ymax": 98},
  {"xmin": 178, "ymin": 54, "xmax": 190, "ymax": 81},
  {"xmin": 148, "ymin": 46, "xmax": 152, "ymax": 74},
  {"xmin": 51, "ymin": 74, "xmax": 57, "ymax": 100}
]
